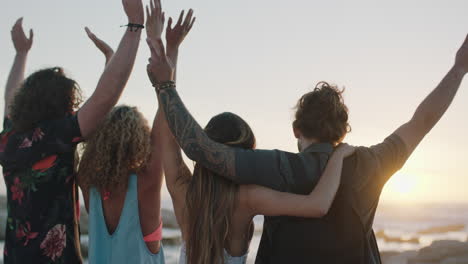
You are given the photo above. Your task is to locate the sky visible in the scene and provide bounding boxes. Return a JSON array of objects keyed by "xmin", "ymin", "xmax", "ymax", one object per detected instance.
[{"xmin": 0, "ymin": 0, "xmax": 467, "ymax": 204}]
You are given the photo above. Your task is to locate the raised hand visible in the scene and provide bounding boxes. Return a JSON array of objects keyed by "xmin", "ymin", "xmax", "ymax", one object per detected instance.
[
  {"xmin": 123, "ymin": 0, "xmax": 144, "ymax": 25},
  {"xmin": 146, "ymin": 0, "xmax": 165, "ymax": 41},
  {"xmin": 147, "ymin": 38, "xmax": 175, "ymax": 84},
  {"xmin": 11, "ymin": 18, "xmax": 34, "ymax": 54},
  {"xmin": 455, "ymin": 34, "xmax": 468, "ymax": 75},
  {"xmin": 85, "ymin": 27, "xmax": 114, "ymax": 64},
  {"xmin": 166, "ymin": 9, "xmax": 196, "ymax": 52}
]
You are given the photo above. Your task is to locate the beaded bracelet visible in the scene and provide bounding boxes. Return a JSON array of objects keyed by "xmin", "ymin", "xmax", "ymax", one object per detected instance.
[{"xmin": 154, "ymin": 81, "xmax": 176, "ymax": 94}]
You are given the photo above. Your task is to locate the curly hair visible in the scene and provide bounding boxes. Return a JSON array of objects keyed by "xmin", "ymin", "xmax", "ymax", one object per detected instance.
[
  {"xmin": 293, "ymin": 82, "xmax": 351, "ymax": 145},
  {"xmin": 78, "ymin": 105, "xmax": 151, "ymax": 193},
  {"xmin": 10, "ymin": 67, "xmax": 82, "ymax": 132}
]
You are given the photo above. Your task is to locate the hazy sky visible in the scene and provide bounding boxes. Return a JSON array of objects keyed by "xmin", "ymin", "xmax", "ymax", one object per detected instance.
[{"xmin": 1, "ymin": 0, "xmax": 467, "ymax": 203}]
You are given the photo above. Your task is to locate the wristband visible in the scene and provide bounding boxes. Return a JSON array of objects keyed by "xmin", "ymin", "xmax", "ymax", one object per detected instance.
[
  {"xmin": 121, "ymin": 23, "xmax": 145, "ymax": 32},
  {"xmin": 154, "ymin": 81, "xmax": 176, "ymax": 94}
]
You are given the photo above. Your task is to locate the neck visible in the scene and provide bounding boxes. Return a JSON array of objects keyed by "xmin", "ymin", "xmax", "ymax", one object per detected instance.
[{"xmin": 298, "ymin": 137, "xmax": 320, "ymax": 152}]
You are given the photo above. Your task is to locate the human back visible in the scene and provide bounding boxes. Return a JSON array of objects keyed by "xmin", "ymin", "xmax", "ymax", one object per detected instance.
[
  {"xmin": 251, "ymin": 83, "xmax": 405, "ymax": 263},
  {"xmin": 0, "ymin": 66, "xmax": 85, "ymax": 263},
  {"xmin": 78, "ymin": 105, "xmax": 165, "ymax": 263},
  {"xmin": 183, "ymin": 112, "xmax": 256, "ymax": 264},
  {"xmin": 2, "ymin": 0, "xmax": 148, "ymax": 261},
  {"xmin": 87, "ymin": 174, "xmax": 164, "ymax": 264}
]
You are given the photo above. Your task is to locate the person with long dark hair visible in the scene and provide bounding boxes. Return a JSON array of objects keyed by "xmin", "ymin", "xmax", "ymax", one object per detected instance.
[
  {"xmin": 0, "ymin": 0, "xmax": 144, "ymax": 262},
  {"xmin": 145, "ymin": 8, "xmax": 355, "ymax": 264}
]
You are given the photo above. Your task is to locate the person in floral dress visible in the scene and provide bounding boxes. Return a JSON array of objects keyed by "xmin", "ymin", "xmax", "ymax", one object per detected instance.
[{"xmin": 0, "ymin": 0, "xmax": 145, "ymax": 263}]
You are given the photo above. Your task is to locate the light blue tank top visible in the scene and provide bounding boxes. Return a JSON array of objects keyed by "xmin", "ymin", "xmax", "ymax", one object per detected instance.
[{"xmin": 88, "ymin": 174, "xmax": 165, "ymax": 264}]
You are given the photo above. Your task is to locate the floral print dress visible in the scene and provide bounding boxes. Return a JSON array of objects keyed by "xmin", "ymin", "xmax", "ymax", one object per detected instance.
[{"xmin": 0, "ymin": 114, "xmax": 83, "ymax": 264}]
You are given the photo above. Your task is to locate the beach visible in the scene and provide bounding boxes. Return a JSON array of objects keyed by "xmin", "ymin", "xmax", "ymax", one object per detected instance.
[{"xmin": 1, "ymin": 195, "xmax": 468, "ymax": 264}]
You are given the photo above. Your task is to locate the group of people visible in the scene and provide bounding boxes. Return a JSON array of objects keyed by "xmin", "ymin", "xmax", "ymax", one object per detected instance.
[{"xmin": 1, "ymin": 0, "xmax": 467, "ymax": 263}]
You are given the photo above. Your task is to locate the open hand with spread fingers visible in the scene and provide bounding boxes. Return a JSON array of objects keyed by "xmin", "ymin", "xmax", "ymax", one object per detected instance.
[
  {"xmin": 146, "ymin": 0, "xmax": 165, "ymax": 41},
  {"xmin": 85, "ymin": 27, "xmax": 114, "ymax": 64},
  {"xmin": 166, "ymin": 9, "xmax": 196, "ymax": 53},
  {"xmin": 11, "ymin": 17, "xmax": 34, "ymax": 54},
  {"xmin": 146, "ymin": 38, "xmax": 175, "ymax": 86}
]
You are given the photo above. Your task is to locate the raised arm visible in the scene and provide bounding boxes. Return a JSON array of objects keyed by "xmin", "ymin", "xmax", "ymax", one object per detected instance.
[
  {"xmin": 77, "ymin": 0, "xmax": 144, "ymax": 138},
  {"xmin": 155, "ymin": 9, "xmax": 196, "ymax": 196},
  {"xmin": 85, "ymin": 27, "xmax": 114, "ymax": 66},
  {"xmin": 146, "ymin": 3, "xmax": 195, "ymax": 232},
  {"xmin": 165, "ymin": 9, "xmax": 195, "ymax": 80},
  {"xmin": 142, "ymin": 0, "xmax": 166, "ymax": 182},
  {"xmin": 4, "ymin": 18, "xmax": 33, "ymax": 116},
  {"xmin": 394, "ymin": 34, "xmax": 468, "ymax": 154},
  {"xmin": 158, "ymin": 106, "xmax": 191, "ymax": 194},
  {"xmin": 241, "ymin": 144, "xmax": 355, "ymax": 218},
  {"xmin": 147, "ymin": 39, "xmax": 238, "ymax": 180}
]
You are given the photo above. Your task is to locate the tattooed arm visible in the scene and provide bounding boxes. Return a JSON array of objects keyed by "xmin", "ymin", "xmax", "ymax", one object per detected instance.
[
  {"xmin": 159, "ymin": 88, "xmax": 237, "ymax": 178},
  {"xmin": 147, "ymin": 39, "xmax": 284, "ymax": 187},
  {"xmin": 147, "ymin": 10, "xmax": 239, "ymax": 180}
]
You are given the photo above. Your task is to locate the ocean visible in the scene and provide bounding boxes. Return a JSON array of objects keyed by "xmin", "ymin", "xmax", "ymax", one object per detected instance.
[
  {"xmin": 1, "ymin": 201, "xmax": 467, "ymax": 264},
  {"xmin": 158, "ymin": 200, "xmax": 468, "ymax": 264}
]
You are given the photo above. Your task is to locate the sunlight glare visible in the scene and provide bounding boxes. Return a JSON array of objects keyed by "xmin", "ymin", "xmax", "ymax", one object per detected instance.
[{"xmin": 386, "ymin": 173, "xmax": 418, "ymax": 196}]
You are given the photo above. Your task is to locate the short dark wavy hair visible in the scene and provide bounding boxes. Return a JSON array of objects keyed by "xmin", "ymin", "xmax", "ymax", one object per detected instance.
[
  {"xmin": 293, "ymin": 82, "xmax": 351, "ymax": 145},
  {"xmin": 10, "ymin": 67, "xmax": 82, "ymax": 132}
]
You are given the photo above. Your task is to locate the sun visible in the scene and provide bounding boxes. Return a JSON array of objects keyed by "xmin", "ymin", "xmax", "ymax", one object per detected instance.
[{"xmin": 386, "ymin": 172, "xmax": 418, "ymax": 196}]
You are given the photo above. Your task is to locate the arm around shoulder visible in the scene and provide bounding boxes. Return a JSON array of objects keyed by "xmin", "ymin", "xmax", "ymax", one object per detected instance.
[{"xmin": 241, "ymin": 144, "xmax": 354, "ymax": 218}]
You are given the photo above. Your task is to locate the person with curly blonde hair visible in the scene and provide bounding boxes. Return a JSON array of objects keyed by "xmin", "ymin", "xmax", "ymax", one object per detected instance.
[
  {"xmin": 78, "ymin": 1, "xmax": 173, "ymax": 263},
  {"xmin": 78, "ymin": 105, "xmax": 165, "ymax": 264}
]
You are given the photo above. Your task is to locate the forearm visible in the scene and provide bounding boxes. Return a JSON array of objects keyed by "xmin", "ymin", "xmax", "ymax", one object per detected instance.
[
  {"xmin": 305, "ymin": 154, "xmax": 345, "ymax": 216},
  {"xmin": 92, "ymin": 29, "xmax": 141, "ymax": 108},
  {"xmin": 158, "ymin": 88, "xmax": 236, "ymax": 179},
  {"xmin": 146, "ymin": 109, "xmax": 164, "ymax": 183},
  {"xmin": 166, "ymin": 49, "xmax": 179, "ymax": 81},
  {"xmin": 412, "ymin": 66, "xmax": 464, "ymax": 132},
  {"xmin": 159, "ymin": 101, "xmax": 190, "ymax": 195},
  {"xmin": 78, "ymin": 29, "xmax": 141, "ymax": 137},
  {"xmin": 4, "ymin": 53, "xmax": 28, "ymax": 114}
]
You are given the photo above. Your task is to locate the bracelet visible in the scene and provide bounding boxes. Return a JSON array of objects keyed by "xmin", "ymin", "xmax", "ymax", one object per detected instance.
[
  {"xmin": 154, "ymin": 81, "xmax": 176, "ymax": 94},
  {"xmin": 121, "ymin": 23, "xmax": 145, "ymax": 32}
]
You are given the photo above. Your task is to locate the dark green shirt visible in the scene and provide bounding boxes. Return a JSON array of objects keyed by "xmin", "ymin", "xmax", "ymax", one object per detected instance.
[{"xmin": 234, "ymin": 134, "xmax": 409, "ymax": 263}]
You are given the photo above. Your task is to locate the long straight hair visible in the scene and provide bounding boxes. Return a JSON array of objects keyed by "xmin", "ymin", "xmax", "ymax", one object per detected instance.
[{"xmin": 185, "ymin": 112, "xmax": 256, "ymax": 264}]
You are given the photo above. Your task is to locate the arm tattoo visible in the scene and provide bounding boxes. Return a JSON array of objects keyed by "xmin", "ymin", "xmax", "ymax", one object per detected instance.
[{"xmin": 159, "ymin": 88, "xmax": 236, "ymax": 180}]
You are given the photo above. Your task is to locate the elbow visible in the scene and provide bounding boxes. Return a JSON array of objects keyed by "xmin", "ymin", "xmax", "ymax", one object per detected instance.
[
  {"xmin": 314, "ymin": 200, "xmax": 332, "ymax": 218},
  {"xmin": 183, "ymin": 146, "xmax": 203, "ymax": 163},
  {"xmin": 316, "ymin": 206, "xmax": 330, "ymax": 218}
]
